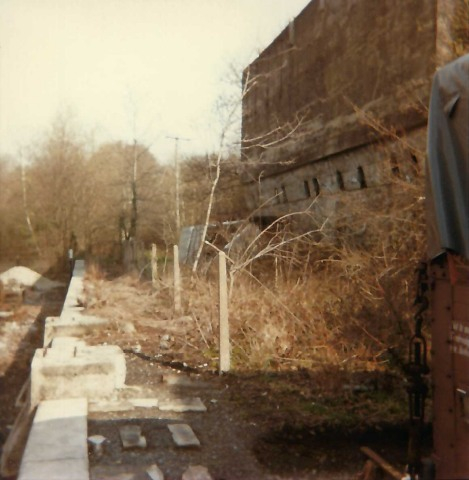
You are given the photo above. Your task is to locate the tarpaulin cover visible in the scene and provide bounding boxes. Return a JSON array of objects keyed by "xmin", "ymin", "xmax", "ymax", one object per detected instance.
[{"xmin": 426, "ymin": 54, "xmax": 469, "ymax": 260}]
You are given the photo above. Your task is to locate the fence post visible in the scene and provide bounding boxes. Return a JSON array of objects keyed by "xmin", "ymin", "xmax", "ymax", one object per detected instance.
[
  {"xmin": 218, "ymin": 251, "xmax": 230, "ymax": 373},
  {"xmin": 173, "ymin": 245, "xmax": 182, "ymax": 314},
  {"xmin": 151, "ymin": 243, "xmax": 158, "ymax": 288}
]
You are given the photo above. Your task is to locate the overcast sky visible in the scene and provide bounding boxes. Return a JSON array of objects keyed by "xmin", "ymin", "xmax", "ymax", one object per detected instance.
[{"xmin": 0, "ymin": 0, "xmax": 311, "ymax": 163}]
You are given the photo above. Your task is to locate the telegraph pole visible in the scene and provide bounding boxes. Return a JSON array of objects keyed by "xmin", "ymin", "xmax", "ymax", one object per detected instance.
[{"xmin": 166, "ymin": 136, "xmax": 190, "ymax": 235}]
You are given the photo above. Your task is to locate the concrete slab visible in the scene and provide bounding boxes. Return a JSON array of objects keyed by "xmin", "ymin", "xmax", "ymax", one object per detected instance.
[
  {"xmin": 119, "ymin": 425, "xmax": 147, "ymax": 449},
  {"xmin": 18, "ymin": 398, "xmax": 88, "ymax": 480},
  {"xmin": 146, "ymin": 464, "xmax": 164, "ymax": 480},
  {"xmin": 129, "ymin": 398, "xmax": 159, "ymax": 408},
  {"xmin": 88, "ymin": 400, "xmax": 134, "ymax": 413},
  {"xmin": 19, "ymin": 457, "xmax": 89, "ymax": 480},
  {"xmin": 167, "ymin": 424, "xmax": 200, "ymax": 447},
  {"xmin": 159, "ymin": 397, "xmax": 207, "ymax": 413},
  {"xmin": 90, "ymin": 465, "xmax": 140, "ymax": 480},
  {"xmin": 182, "ymin": 465, "xmax": 213, "ymax": 480}
]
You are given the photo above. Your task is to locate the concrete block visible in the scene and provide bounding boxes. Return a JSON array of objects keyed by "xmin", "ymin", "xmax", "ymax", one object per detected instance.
[
  {"xmin": 78, "ymin": 345, "xmax": 126, "ymax": 387},
  {"xmin": 51, "ymin": 336, "xmax": 87, "ymax": 349},
  {"xmin": 167, "ymin": 424, "xmax": 200, "ymax": 447},
  {"xmin": 119, "ymin": 425, "xmax": 146, "ymax": 449},
  {"xmin": 30, "ymin": 344, "xmax": 126, "ymax": 406},
  {"xmin": 129, "ymin": 398, "xmax": 159, "ymax": 408},
  {"xmin": 18, "ymin": 398, "xmax": 88, "ymax": 480},
  {"xmin": 88, "ymin": 400, "xmax": 134, "ymax": 413},
  {"xmin": 159, "ymin": 397, "xmax": 207, "ymax": 413},
  {"xmin": 19, "ymin": 458, "xmax": 89, "ymax": 480},
  {"xmin": 44, "ymin": 315, "xmax": 107, "ymax": 347},
  {"xmin": 146, "ymin": 464, "xmax": 164, "ymax": 480},
  {"xmin": 162, "ymin": 374, "xmax": 211, "ymax": 389},
  {"xmin": 182, "ymin": 465, "xmax": 213, "ymax": 480}
]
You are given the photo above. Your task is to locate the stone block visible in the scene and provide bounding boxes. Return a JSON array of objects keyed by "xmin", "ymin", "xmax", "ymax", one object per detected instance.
[
  {"xmin": 19, "ymin": 458, "xmax": 89, "ymax": 480},
  {"xmin": 119, "ymin": 425, "xmax": 146, "ymax": 449},
  {"xmin": 146, "ymin": 464, "xmax": 164, "ymax": 480},
  {"xmin": 182, "ymin": 465, "xmax": 213, "ymax": 480},
  {"xmin": 167, "ymin": 424, "xmax": 200, "ymax": 447}
]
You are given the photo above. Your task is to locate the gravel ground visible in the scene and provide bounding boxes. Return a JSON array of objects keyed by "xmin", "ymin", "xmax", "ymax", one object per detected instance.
[{"xmin": 86, "ymin": 353, "xmax": 395, "ymax": 480}]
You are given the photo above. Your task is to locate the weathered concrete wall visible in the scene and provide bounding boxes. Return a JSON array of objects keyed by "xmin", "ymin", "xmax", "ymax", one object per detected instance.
[
  {"xmin": 244, "ymin": 128, "xmax": 426, "ymax": 222},
  {"xmin": 241, "ymin": 0, "xmax": 465, "ymax": 221},
  {"xmin": 242, "ymin": 0, "xmax": 436, "ymax": 178}
]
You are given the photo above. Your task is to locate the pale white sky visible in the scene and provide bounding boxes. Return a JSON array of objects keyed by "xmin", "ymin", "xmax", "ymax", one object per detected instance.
[{"xmin": 0, "ymin": 0, "xmax": 311, "ymax": 163}]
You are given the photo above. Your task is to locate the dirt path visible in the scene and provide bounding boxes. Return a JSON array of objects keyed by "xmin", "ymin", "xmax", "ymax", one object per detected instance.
[{"xmin": 88, "ymin": 353, "xmax": 364, "ymax": 480}]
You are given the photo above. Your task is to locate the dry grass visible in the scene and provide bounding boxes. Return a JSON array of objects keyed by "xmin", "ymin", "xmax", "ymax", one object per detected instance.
[
  {"xmin": 83, "ymin": 168, "xmax": 425, "ymax": 376},
  {"xmin": 82, "ymin": 137, "xmax": 426, "ymax": 375}
]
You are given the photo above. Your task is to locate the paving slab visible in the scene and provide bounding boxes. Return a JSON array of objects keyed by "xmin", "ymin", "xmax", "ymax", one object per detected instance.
[
  {"xmin": 44, "ymin": 314, "xmax": 107, "ymax": 347},
  {"xmin": 181, "ymin": 465, "xmax": 213, "ymax": 480},
  {"xmin": 89, "ymin": 400, "xmax": 134, "ymax": 413},
  {"xmin": 167, "ymin": 424, "xmax": 200, "ymax": 447},
  {"xmin": 129, "ymin": 398, "xmax": 159, "ymax": 408},
  {"xmin": 18, "ymin": 398, "xmax": 88, "ymax": 480},
  {"xmin": 146, "ymin": 463, "xmax": 164, "ymax": 480},
  {"xmin": 19, "ymin": 457, "xmax": 89, "ymax": 480},
  {"xmin": 119, "ymin": 425, "xmax": 147, "ymax": 449},
  {"xmin": 159, "ymin": 397, "xmax": 207, "ymax": 413}
]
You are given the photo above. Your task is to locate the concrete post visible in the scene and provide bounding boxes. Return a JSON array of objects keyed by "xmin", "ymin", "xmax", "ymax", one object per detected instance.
[
  {"xmin": 173, "ymin": 245, "xmax": 181, "ymax": 314},
  {"xmin": 218, "ymin": 252, "xmax": 230, "ymax": 373},
  {"xmin": 151, "ymin": 244, "xmax": 158, "ymax": 288}
]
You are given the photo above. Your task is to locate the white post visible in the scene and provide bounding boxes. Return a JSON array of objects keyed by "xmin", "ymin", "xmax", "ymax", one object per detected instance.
[
  {"xmin": 151, "ymin": 243, "xmax": 158, "ymax": 288},
  {"xmin": 218, "ymin": 251, "xmax": 230, "ymax": 373},
  {"xmin": 173, "ymin": 245, "xmax": 181, "ymax": 314}
]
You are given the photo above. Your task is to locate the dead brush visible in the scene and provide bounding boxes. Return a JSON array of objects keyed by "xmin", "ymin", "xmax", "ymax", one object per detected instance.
[
  {"xmin": 81, "ymin": 163, "xmax": 425, "ymax": 374},
  {"xmin": 184, "ymin": 161, "xmax": 426, "ymax": 372}
]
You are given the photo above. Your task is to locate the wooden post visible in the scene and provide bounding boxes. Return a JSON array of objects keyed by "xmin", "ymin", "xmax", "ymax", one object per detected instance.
[
  {"xmin": 151, "ymin": 243, "xmax": 158, "ymax": 288},
  {"xmin": 173, "ymin": 245, "xmax": 181, "ymax": 314},
  {"xmin": 218, "ymin": 251, "xmax": 230, "ymax": 373}
]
